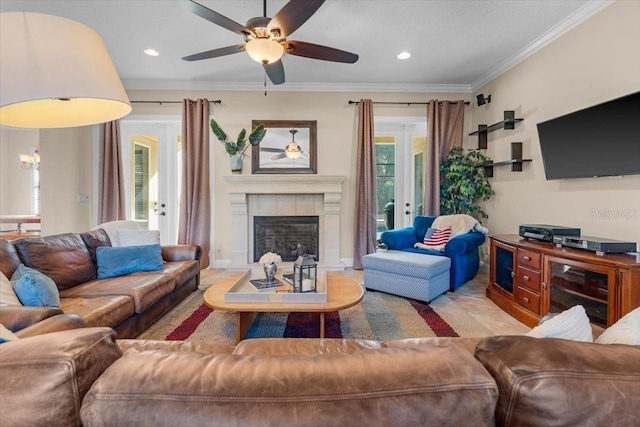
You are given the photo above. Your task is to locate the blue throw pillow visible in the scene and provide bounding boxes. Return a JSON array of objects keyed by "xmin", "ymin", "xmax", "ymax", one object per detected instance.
[
  {"xmin": 96, "ymin": 244, "xmax": 164, "ymax": 279},
  {"xmin": 10, "ymin": 264, "xmax": 60, "ymax": 308}
]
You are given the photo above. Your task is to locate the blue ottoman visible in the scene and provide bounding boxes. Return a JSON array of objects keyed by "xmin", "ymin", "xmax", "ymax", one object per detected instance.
[{"xmin": 362, "ymin": 250, "xmax": 451, "ymax": 303}]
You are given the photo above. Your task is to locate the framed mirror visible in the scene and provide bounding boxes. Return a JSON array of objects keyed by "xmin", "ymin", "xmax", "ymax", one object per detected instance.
[{"xmin": 251, "ymin": 120, "xmax": 317, "ymax": 174}]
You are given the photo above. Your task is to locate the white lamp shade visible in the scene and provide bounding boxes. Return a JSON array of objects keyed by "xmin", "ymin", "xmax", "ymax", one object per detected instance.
[
  {"xmin": 244, "ymin": 38, "xmax": 284, "ymax": 64},
  {"xmin": 0, "ymin": 12, "xmax": 131, "ymax": 128}
]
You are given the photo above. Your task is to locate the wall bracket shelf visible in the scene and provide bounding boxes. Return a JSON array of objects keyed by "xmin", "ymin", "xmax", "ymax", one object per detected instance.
[
  {"xmin": 470, "ymin": 110, "xmax": 523, "ymax": 149},
  {"xmin": 484, "ymin": 142, "xmax": 531, "ymax": 178}
]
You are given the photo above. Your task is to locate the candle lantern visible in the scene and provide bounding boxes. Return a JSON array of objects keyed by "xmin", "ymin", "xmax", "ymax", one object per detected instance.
[{"xmin": 293, "ymin": 255, "xmax": 317, "ymax": 293}]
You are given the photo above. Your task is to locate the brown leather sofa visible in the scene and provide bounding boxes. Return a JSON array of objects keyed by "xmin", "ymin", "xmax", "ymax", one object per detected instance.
[
  {"xmin": 0, "ymin": 328, "xmax": 638, "ymax": 427},
  {"xmin": 0, "ymin": 229, "xmax": 201, "ymax": 338}
]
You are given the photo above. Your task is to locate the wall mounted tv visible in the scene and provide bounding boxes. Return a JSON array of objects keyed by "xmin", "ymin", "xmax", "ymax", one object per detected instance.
[{"xmin": 537, "ymin": 91, "xmax": 640, "ymax": 180}]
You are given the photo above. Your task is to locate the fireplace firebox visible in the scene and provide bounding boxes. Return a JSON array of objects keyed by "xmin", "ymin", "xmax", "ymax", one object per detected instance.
[{"xmin": 254, "ymin": 216, "xmax": 319, "ymax": 262}]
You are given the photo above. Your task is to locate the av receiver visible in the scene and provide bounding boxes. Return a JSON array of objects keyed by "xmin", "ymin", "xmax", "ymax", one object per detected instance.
[
  {"xmin": 553, "ymin": 235, "xmax": 637, "ymax": 255},
  {"xmin": 519, "ymin": 224, "xmax": 581, "ymax": 242}
]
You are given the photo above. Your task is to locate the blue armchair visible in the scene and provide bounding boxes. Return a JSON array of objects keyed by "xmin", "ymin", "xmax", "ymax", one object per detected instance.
[{"xmin": 380, "ymin": 216, "xmax": 486, "ymax": 290}]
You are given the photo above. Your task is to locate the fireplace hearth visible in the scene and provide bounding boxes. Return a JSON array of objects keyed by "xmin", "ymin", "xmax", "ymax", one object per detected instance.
[{"xmin": 254, "ymin": 216, "xmax": 319, "ymax": 262}]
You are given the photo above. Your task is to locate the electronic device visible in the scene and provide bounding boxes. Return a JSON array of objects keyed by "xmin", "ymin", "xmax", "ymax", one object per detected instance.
[
  {"xmin": 519, "ymin": 224, "xmax": 581, "ymax": 242},
  {"xmin": 537, "ymin": 91, "xmax": 640, "ymax": 180},
  {"xmin": 558, "ymin": 235, "xmax": 637, "ymax": 255}
]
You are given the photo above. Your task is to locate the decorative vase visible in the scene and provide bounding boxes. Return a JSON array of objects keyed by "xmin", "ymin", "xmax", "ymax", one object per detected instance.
[
  {"xmin": 230, "ymin": 155, "xmax": 243, "ymax": 174},
  {"xmin": 263, "ymin": 263, "xmax": 277, "ymax": 283}
]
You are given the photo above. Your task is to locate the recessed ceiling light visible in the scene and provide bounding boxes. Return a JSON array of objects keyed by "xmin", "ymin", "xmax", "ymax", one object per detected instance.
[
  {"xmin": 397, "ymin": 51, "xmax": 411, "ymax": 60},
  {"xmin": 144, "ymin": 48, "xmax": 159, "ymax": 57}
]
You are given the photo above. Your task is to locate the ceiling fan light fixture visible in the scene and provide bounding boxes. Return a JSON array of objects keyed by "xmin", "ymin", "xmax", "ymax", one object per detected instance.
[{"xmin": 245, "ymin": 38, "xmax": 284, "ymax": 64}]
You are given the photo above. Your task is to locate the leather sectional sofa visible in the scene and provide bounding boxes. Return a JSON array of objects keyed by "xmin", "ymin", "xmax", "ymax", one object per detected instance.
[
  {"xmin": 0, "ymin": 228, "xmax": 201, "ymax": 338},
  {"xmin": 0, "ymin": 327, "xmax": 638, "ymax": 426}
]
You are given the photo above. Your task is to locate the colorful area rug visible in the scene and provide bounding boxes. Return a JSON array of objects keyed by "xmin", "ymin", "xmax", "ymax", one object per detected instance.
[{"xmin": 136, "ymin": 280, "xmax": 518, "ymax": 345}]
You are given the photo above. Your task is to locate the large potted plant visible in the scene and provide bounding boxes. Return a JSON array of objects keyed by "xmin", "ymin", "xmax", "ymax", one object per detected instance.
[
  {"xmin": 439, "ymin": 146, "xmax": 494, "ymax": 219},
  {"xmin": 211, "ymin": 119, "xmax": 267, "ymax": 174}
]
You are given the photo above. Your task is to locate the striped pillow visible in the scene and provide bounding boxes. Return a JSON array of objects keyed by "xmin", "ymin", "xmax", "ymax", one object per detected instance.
[{"xmin": 423, "ymin": 226, "xmax": 451, "ymax": 246}]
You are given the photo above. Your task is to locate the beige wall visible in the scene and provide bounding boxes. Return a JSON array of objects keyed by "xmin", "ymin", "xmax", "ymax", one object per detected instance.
[
  {"xmin": 0, "ymin": 128, "xmax": 39, "ymax": 219},
  {"xmin": 472, "ymin": 0, "xmax": 640, "ymax": 247},
  {"xmin": 126, "ymin": 89, "xmax": 471, "ymax": 265},
  {"xmin": 0, "ymin": 127, "xmax": 94, "ymax": 235}
]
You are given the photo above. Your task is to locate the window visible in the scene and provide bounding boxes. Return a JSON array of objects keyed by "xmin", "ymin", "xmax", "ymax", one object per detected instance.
[{"xmin": 375, "ymin": 137, "xmax": 395, "ymax": 233}]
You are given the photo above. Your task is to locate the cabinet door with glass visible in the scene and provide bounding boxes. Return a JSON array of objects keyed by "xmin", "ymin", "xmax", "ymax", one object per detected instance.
[
  {"xmin": 490, "ymin": 239, "xmax": 516, "ymax": 296},
  {"xmin": 543, "ymin": 256, "xmax": 616, "ymax": 327}
]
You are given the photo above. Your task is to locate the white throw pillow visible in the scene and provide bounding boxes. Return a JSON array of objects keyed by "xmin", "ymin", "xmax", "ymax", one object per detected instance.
[
  {"xmin": 118, "ymin": 229, "xmax": 161, "ymax": 247},
  {"xmin": 0, "ymin": 323, "xmax": 19, "ymax": 343},
  {"xmin": 595, "ymin": 307, "xmax": 640, "ymax": 345},
  {"xmin": 0, "ymin": 271, "xmax": 22, "ymax": 306},
  {"xmin": 526, "ymin": 305, "xmax": 593, "ymax": 342}
]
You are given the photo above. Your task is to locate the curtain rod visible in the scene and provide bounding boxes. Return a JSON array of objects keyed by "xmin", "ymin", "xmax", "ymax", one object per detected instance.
[
  {"xmin": 130, "ymin": 100, "xmax": 222, "ymax": 105},
  {"xmin": 348, "ymin": 100, "xmax": 470, "ymax": 106}
]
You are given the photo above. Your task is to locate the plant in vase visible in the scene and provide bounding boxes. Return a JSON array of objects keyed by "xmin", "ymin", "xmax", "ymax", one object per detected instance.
[
  {"xmin": 259, "ymin": 252, "xmax": 282, "ymax": 283},
  {"xmin": 210, "ymin": 119, "xmax": 267, "ymax": 174},
  {"xmin": 439, "ymin": 146, "xmax": 494, "ymax": 220}
]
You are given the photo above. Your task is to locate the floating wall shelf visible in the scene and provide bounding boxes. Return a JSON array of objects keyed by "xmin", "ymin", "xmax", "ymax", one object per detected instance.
[
  {"xmin": 470, "ymin": 110, "xmax": 524, "ymax": 149},
  {"xmin": 484, "ymin": 142, "xmax": 532, "ymax": 178}
]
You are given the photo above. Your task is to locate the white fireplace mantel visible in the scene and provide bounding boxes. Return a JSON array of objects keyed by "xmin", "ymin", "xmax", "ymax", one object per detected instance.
[{"xmin": 223, "ymin": 175, "xmax": 346, "ymax": 270}]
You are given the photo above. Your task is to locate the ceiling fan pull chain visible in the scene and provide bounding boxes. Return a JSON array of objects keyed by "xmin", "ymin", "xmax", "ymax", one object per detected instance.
[{"xmin": 263, "ymin": 64, "xmax": 267, "ymax": 96}]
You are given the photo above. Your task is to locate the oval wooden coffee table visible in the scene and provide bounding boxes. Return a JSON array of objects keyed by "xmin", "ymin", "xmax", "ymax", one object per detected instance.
[{"xmin": 204, "ymin": 272, "xmax": 364, "ymax": 344}]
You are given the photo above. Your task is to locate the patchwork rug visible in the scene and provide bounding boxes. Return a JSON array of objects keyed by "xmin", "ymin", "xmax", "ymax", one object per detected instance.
[{"xmin": 136, "ymin": 275, "xmax": 524, "ymax": 345}]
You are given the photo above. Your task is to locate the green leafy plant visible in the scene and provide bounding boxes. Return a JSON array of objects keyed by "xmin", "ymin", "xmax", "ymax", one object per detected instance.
[
  {"xmin": 210, "ymin": 119, "xmax": 267, "ymax": 157},
  {"xmin": 439, "ymin": 146, "xmax": 494, "ymax": 219}
]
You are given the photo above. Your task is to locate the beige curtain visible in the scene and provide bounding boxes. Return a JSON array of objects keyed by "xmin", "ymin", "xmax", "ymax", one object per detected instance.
[
  {"xmin": 353, "ymin": 99, "xmax": 377, "ymax": 270},
  {"xmin": 98, "ymin": 119, "xmax": 126, "ymax": 224},
  {"xmin": 423, "ymin": 100, "xmax": 465, "ymax": 216},
  {"xmin": 179, "ymin": 98, "xmax": 211, "ymax": 269}
]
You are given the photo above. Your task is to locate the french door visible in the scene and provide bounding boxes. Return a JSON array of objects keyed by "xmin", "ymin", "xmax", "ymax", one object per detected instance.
[
  {"xmin": 374, "ymin": 118, "xmax": 427, "ymax": 233},
  {"xmin": 119, "ymin": 119, "xmax": 181, "ymax": 245}
]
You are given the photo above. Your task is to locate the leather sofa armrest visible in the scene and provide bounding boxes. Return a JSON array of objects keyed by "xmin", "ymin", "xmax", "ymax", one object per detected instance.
[
  {"xmin": 15, "ymin": 313, "xmax": 86, "ymax": 338},
  {"xmin": 444, "ymin": 231, "xmax": 486, "ymax": 256},
  {"xmin": 161, "ymin": 245, "xmax": 202, "ymax": 263},
  {"xmin": 380, "ymin": 227, "xmax": 417, "ymax": 250},
  {"xmin": 0, "ymin": 305, "xmax": 63, "ymax": 332}
]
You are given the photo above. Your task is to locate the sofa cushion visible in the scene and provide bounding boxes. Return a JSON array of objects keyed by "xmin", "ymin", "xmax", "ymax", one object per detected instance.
[
  {"xmin": 11, "ymin": 264, "xmax": 60, "ymax": 308},
  {"xmin": 233, "ymin": 337, "xmax": 385, "ymax": 356},
  {"xmin": 0, "ymin": 239, "xmax": 21, "ymax": 280},
  {"xmin": 60, "ymin": 295, "xmax": 135, "ymax": 328},
  {"xmin": 79, "ymin": 228, "xmax": 112, "ymax": 265},
  {"xmin": 13, "ymin": 233, "xmax": 97, "ymax": 290},
  {"xmin": 475, "ymin": 335, "xmax": 640, "ymax": 426},
  {"xmin": 0, "ymin": 327, "xmax": 121, "ymax": 427},
  {"xmin": 60, "ymin": 273, "xmax": 176, "ymax": 313},
  {"xmin": 96, "ymin": 244, "xmax": 164, "ymax": 279},
  {"xmin": 151, "ymin": 260, "xmax": 200, "ymax": 289},
  {"xmin": 81, "ymin": 342, "xmax": 498, "ymax": 427},
  {"xmin": 117, "ymin": 339, "xmax": 235, "ymax": 355},
  {"xmin": 0, "ymin": 271, "xmax": 22, "ymax": 306}
]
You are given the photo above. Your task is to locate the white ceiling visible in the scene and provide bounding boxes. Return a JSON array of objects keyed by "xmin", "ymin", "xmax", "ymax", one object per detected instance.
[{"xmin": 0, "ymin": 0, "xmax": 611, "ymax": 93}]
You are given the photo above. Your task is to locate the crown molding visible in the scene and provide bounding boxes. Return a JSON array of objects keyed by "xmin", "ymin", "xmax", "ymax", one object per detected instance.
[
  {"xmin": 122, "ymin": 78, "xmax": 472, "ymax": 94},
  {"xmin": 470, "ymin": 0, "xmax": 614, "ymax": 91}
]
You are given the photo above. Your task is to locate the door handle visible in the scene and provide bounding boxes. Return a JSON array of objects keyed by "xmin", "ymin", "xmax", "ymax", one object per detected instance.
[
  {"xmin": 156, "ymin": 212, "xmax": 166, "ymax": 216},
  {"xmin": 405, "ymin": 210, "xmax": 411, "ymax": 215}
]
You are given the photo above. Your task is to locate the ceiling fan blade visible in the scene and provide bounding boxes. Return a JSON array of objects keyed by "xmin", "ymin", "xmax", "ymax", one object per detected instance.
[
  {"xmin": 261, "ymin": 147, "xmax": 285, "ymax": 153},
  {"xmin": 182, "ymin": 0, "xmax": 250, "ymax": 35},
  {"xmin": 182, "ymin": 45, "xmax": 244, "ymax": 61},
  {"xmin": 268, "ymin": 0, "xmax": 325, "ymax": 38},
  {"xmin": 265, "ymin": 60, "xmax": 285, "ymax": 85},
  {"xmin": 271, "ymin": 153, "xmax": 288, "ymax": 161},
  {"xmin": 284, "ymin": 41, "xmax": 359, "ymax": 63}
]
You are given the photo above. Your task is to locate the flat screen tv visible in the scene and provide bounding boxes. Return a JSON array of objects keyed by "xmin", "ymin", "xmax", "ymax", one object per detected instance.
[{"xmin": 537, "ymin": 91, "xmax": 640, "ymax": 180}]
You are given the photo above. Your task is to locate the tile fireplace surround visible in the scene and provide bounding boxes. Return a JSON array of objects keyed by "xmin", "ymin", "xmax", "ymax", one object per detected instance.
[{"xmin": 223, "ymin": 175, "xmax": 346, "ymax": 271}]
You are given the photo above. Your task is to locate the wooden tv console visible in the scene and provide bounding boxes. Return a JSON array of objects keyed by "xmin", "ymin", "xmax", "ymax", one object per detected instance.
[{"xmin": 487, "ymin": 234, "xmax": 640, "ymax": 328}]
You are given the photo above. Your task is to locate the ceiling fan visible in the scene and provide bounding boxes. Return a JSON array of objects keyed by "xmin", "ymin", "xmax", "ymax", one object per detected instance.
[
  {"xmin": 261, "ymin": 129, "xmax": 307, "ymax": 161},
  {"xmin": 180, "ymin": 0, "xmax": 359, "ymax": 85}
]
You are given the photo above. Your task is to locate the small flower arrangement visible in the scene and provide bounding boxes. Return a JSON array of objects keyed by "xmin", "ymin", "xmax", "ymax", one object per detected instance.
[{"xmin": 259, "ymin": 252, "xmax": 282, "ymax": 266}]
